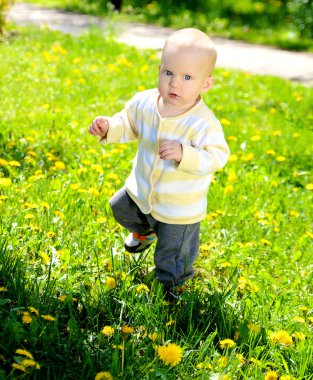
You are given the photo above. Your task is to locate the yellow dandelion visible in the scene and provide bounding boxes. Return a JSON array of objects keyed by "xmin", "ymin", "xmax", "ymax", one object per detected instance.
[
  {"xmin": 228, "ymin": 154, "xmax": 238, "ymax": 162},
  {"xmin": 0, "ymin": 286, "xmax": 8, "ymax": 291},
  {"xmin": 46, "ymin": 231, "xmax": 56, "ymax": 238},
  {"xmin": 22, "ymin": 312, "xmax": 32, "ymax": 324},
  {"xmin": 264, "ymin": 370, "xmax": 278, "ymax": 380},
  {"xmin": 260, "ymin": 239, "xmax": 271, "ymax": 246},
  {"xmin": 227, "ymin": 135, "xmax": 237, "ymax": 142},
  {"xmin": 305, "ymin": 231, "xmax": 313, "ymax": 238},
  {"xmin": 273, "ymin": 130, "xmax": 282, "ymax": 136},
  {"xmin": 0, "ymin": 158, "xmax": 9, "ymax": 166},
  {"xmin": 105, "ymin": 277, "xmax": 116, "ymax": 289},
  {"xmin": 15, "ymin": 349, "xmax": 34, "ymax": 359},
  {"xmin": 96, "ymin": 217, "xmax": 107, "ymax": 223},
  {"xmin": 9, "ymin": 160, "xmax": 20, "ymax": 167},
  {"xmin": 220, "ymin": 118, "xmax": 231, "ymax": 126},
  {"xmin": 39, "ymin": 252, "xmax": 50, "ymax": 265},
  {"xmin": 54, "ymin": 210, "xmax": 65, "ymax": 219},
  {"xmin": 21, "ymin": 359, "xmax": 40, "ymax": 369},
  {"xmin": 292, "ymin": 332, "xmax": 306, "ymax": 341},
  {"xmin": 224, "ymin": 185, "xmax": 234, "ymax": 194},
  {"xmin": 41, "ymin": 314, "xmax": 56, "ymax": 322},
  {"xmin": 219, "ymin": 339, "xmax": 236, "ymax": 349},
  {"xmin": 241, "ymin": 152, "xmax": 254, "ymax": 162},
  {"xmin": 289, "ymin": 210, "xmax": 299, "ymax": 217},
  {"xmin": 136, "ymin": 284, "xmax": 150, "ymax": 294},
  {"xmin": 29, "ymin": 306, "xmax": 39, "ymax": 315},
  {"xmin": 101, "ymin": 326, "xmax": 114, "ymax": 336},
  {"xmin": 0, "ymin": 178, "xmax": 12, "ymax": 187},
  {"xmin": 305, "ymin": 183, "xmax": 313, "ymax": 190},
  {"xmin": 121, "ymin": 325, "xmax": 134, "ymax": 334},
  {"xmin": 91, "ymin": 164, "xmax": 104, "ymax": 174},
  {"xmin": 266, "ymin": 149, "xmax": 276, "ymax": 156},
  {"xmin": 59, "ymin": 295, "xmax": 67, "ymax": 302},
  {"xmin": 138, "ymin": 85, "xmax": 146, "ymax": 91},
  {"xmin": 11, "ymin": 363, "xmax": 26, "ymax": 372},
  {"xmin": 95, "ymin": 371, "xmax": 113, "ymax": 380},
  {"xmin": 292, "ymin": 316, "xmax": 305, "ymax": 323},
  {"xmin": 269, "ymin": 330, "xmax": 293, "ymax": 346},
  {"xmin": 276, "ymin": 156, "xmax": 286, "ymax": 162},
  {"xmin": 78, "ymin": 167, "xmax": 88, "ymax": 174},
  {"xmin": 149, "ymin": 332, "xmax": 158, "ymax": 342},
  {"xmin": 251, "ymin": 135, "xmax": 261, "ymax": 141},
  {"xmin": 227, "ymin": 171, "xmax": 237, "ymax": 183},
  {"xmin": 157, "ymin": 343, "xmax": 183, "ymax": 367}
]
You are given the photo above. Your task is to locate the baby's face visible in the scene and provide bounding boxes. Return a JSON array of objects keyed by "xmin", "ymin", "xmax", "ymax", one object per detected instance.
[{"xmin": 158, "ymin": 44, "xmax": 214, "ymax": 115}]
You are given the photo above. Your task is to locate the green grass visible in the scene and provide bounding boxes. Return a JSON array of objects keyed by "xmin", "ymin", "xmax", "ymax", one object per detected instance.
[
  {"xmin": 18, "ymin": 0, "xmax": 313, "ymax": 52},
  {"xmin": 0, "ymin": 25, "xmax": 313, "ymax": 379}
]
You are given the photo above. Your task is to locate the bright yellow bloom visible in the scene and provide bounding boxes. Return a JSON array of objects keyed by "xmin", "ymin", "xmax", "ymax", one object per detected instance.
[
  {"xmin": 95, "ymin": 371, "xmax": 113, "ymax": 380},
  {"xmin": 251, "ymin": 135, "xmax": 261, "ymax": 141},
  {"xmin": 121, "ymin": 325, "xmax": 134, "ymax": 334},
  {"xmin": 241, "ymin": 152, "xmax": 254, "ymax": 162},
  {"xmin": 29, "ymin": 307, "xmax": 39, "ymax": 315},
  {"xmin": 260, "ymin": 239, "xmax": 271, "ymax": 246},
  {"xmin": 219, "ymin": 339, "xmax": 236, "ymax": 349},
  {"xmin": 157, "ymin": 343, "xmax": 183, "ymax": 367},
  {"xmin": 0, "ymin": 158, "xmax": 9, "ymax": 166},
  {"xmin": 15, "ymin": 349, "xmax": 33, "ymax": 359},
  {"xmin": 11, "ymin": 363, "xmax": 26, "ymax": 372},
  {"xmin": 224, "ymin": 185, "xmax": 234, "ymax": 194},
  {"xmin": 136, "ymin": 284, "xmax": 150, "ymax": 294},
  {"xmin": 22, "ymin": 312, "xmax": 32, "ymax": 324},
  {"xmin": 149, "ymin": 332, "xmax": 158, "ymax": 342},
  {"xmin": 305, "ymin": 183, "xmax": 313, "ymax": 190},
  {"xmin": 9, "ymin": 160, "xmax": 20, "ymax": 167},
  {"xmin": 39, "ymin": 252, "xmax": 50, "ymax": 265},
  {"xmin": 264, "ymin": 370, "xmax": 278, "ymax": 380},
  {"xmin": 269, "ymin": 330, "xmax": 293, "ymax": 346},
  {"xmin": 0, "ymin": 178, "xmax": 12, "ymax": 187},
  {"xmin": 101, "ymin": 326, "xmax": 114, "ymax": 336},
  {"xmin": 105, "ymin": 277, "xmax": 116, "ymax": 289},
  {"xmin": 228, "ymin": 154, "xmax": 238, "ymax": 162},
  {"xmin": 22, "ymin": 359, "xmax": 40, "ymax": 369},
  {"xmin": 292, "ymin": 332, "xmax": 306, "ymax": 341},
  {"xmin": 46, "ymin": 231, "xmax": 56, "ymax": 238},
  {"xmin": 276, "ymin": 156, "xmax": 286, "ymax": 162},
  {"xmin": 41, "ymin": 314, "xmax": 56, "ymax": 321},
  {"xmin": 292, "ymin": 316, "xmax": 305, "ymax": 323},
  {"xmin": 0, "ymin": 286, "xmax": 7, "ymax": 291},
  {"xmin": 220, "ymin": 118, "xmax": 231, "ymax": 126}
]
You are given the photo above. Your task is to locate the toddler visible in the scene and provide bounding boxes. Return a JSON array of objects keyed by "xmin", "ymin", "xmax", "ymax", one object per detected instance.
[{"xmin": 88, "ymin": 28, "xmax": 230, "ymax": 291}]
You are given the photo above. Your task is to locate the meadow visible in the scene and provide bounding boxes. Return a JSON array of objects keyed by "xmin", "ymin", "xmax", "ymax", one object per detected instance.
[{"xmin": 0, "ymin": 25, "xmax": 313, "ymax": 379}]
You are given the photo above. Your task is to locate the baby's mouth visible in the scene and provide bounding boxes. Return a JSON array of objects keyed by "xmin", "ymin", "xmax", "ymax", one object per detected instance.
[{"xmin": 169, "ymin": 92, "xmax": 179, "ymax": 99}]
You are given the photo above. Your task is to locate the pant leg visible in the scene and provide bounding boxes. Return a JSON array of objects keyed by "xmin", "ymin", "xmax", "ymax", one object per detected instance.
[
  {"xmin": 147, "ymin": 216, "xmax": 200, "ymax": 288},
  {"xmin": 109, "ymin": 187, "xmax": 150, "ymax": 234}
]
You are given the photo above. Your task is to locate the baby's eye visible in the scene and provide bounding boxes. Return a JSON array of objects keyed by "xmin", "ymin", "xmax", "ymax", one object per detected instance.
[
  {"xmin": 184, "ymin": 75, "xmax": 191, "ymax": 80},
  {"xmin": 165, "ymin": 70, "xmax": 172, "ymax": 76}
]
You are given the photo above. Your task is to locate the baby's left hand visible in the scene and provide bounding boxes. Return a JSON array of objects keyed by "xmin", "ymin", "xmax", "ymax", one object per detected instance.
[{"xmin": 159, "ymin": 141, "xmax": 183, "ymax": 163}]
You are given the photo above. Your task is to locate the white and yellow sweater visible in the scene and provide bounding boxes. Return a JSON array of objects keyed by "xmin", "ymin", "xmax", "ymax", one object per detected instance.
[{"xmin": 100, "ymin": 89, "xmax": 230, "ymax": 224}]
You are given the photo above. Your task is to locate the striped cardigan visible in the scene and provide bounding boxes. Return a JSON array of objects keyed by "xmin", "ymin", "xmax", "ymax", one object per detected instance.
[{"xmin": 100, "ymin": 89, "xmax": 230, "ymax": 224}]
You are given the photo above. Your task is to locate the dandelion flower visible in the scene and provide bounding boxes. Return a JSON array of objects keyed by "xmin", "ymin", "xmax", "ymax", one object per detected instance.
[
  {"xmin": 105, "ymin": 277, "xmax": 116, "ymax": 289},
  {"xmin": 157, "ymin": 343, "xmax": 183, "ymax": 367},
  {"xmin": 11, "ymin": 363, "xmax": 26, "ymax": 372},
  {"xmin": 149, "ymin": 332, "xmax": 158, "ymax": 342},
  {"xmin": 136, "ymin": 284, "xmax": 150, "ymax": 294},
  {"xmin": 41, "ymin": 314, "xmax": 56, "ymax": 322},
  {"xmin": 95, "ymin": 371, "xmax": 113, "ymax": 380},
  {"xmin": 101, "ymin": 326, "xmax": 114, "ymax": 336},
  {"xmin": 22, "ymin": 359, "xmax": 40, "ymax": 369},
  {"xmin": 219, "ymin": 339, "xmax": 236, "ymax": 349},
  {"xmin": 264, "ymin": 370, "xmax": 278, "ymax": 380},
  {"xmin": 0, "ymin": 286, "xmax": 8, "ymax": 292},
  {"xmin": 292, "ymin": 332, "xmax": 306, "ymax": 341},
  {"xmin": 269, "ymin": 330, "xmax": 292, "ymax": 346},
  {"xmin": 22, "ymin": 312, "xmax": 32, "ymax": 324},
  {"xmin": 15, "ymin": 349, "xmax": 34, "ymax": 359},
  {"xmin": 292, "ymin": 316, "xmax": 305, "ymax": 323},
  {"xmin": 121, "ymin": 325, "xmax": 134, "ymax": 334},
  {"xmin": 305, "ymin": 183, "xmax": 313, "ymax": 190},
  {"xmin": 0, "ymin": 178, "xmax": 12, "ymax": 187}
]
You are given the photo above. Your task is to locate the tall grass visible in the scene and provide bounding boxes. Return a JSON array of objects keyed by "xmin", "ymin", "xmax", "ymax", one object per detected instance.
[{"xmin": 0, "ymin": 26, "xmax": 312, "ymax": 379}]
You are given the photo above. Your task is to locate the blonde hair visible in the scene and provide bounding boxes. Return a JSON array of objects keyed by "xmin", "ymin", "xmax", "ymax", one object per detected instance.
[{"xmin": 162, "ymin": 28, "xmax": 217, "ymax": 76}]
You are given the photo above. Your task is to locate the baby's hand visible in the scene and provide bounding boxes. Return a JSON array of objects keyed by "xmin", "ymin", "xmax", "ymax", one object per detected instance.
[
  {"xmin": 88, "ymin": 116, "xmax": 109, "ymax": 138},
  {"xmin": 159, "ymin": 141, "xmax": 183, "ymax": 163}
]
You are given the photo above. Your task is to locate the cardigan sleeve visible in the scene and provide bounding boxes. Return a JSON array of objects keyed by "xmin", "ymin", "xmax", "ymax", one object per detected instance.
[
  {"xmin": 99, "ymin": 103, "xmax": 138, "ymax": 144},
  {"xmin": 177, "ymin": 123, "xmax": 230, "ymax": 176}
]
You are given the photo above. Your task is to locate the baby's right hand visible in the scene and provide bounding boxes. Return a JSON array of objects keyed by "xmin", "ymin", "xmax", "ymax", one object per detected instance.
[{"xmin": 88, "ymin": 116, "xmax": 109, "ymax": 138}]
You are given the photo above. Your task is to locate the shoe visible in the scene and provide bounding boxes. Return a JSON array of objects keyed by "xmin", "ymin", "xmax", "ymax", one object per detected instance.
[{"xmin": 124, "ymin": 230, "xmax": 157, "ymax": 253}]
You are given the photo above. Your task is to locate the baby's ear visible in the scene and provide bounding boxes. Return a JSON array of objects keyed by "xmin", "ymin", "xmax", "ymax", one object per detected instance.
[{"xmin": 202, "ymin": 77, "xmax": 215, "ymax": 93}]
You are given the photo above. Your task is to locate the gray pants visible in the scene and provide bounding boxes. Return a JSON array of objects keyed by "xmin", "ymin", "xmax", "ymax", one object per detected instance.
[{"xmin": 109, "ymin": 187, "xmax": 200, "ymax": 288}]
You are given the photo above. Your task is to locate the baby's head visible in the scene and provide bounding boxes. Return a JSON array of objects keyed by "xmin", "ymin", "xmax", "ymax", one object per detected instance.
[{"xmin": 161, "ymin": 28, "xmax": 217, "ymax": 77}]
